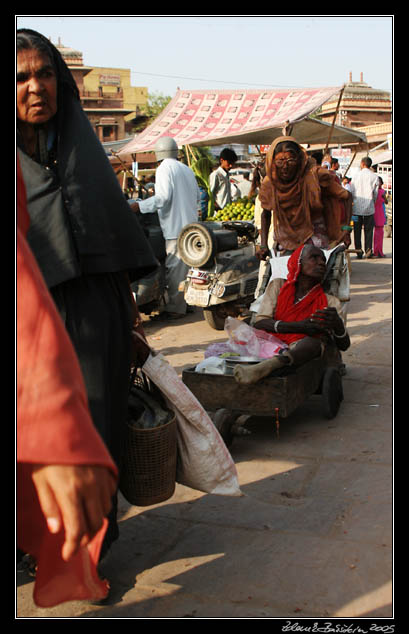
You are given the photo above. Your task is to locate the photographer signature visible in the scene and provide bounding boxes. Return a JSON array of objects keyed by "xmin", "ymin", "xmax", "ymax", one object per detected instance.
[{"xmin": 282, "ymin": 623, "xmax": 394, "ymax": 634}]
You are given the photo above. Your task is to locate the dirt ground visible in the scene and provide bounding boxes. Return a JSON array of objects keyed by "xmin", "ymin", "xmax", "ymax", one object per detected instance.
[{"xmin": 17, "ymin": 237, "xmax": 393, "ymax": 620}]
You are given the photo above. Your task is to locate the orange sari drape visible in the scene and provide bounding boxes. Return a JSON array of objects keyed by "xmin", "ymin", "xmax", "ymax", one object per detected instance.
[{"xmin": 17, "ymin": 158, "xmax": 117, "ymax": 607}]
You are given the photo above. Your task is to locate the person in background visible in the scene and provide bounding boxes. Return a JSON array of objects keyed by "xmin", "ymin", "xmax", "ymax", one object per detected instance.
[
  {"xmin": 191, "ymin": 155, "xmax": 215, "ymax": 220},
  {"xmin": 342, "ymin": 176, "xmax": 352, "ymax": 192},
  {"xmin": 321, "ymin": 153, "xmax": 332, "ymax": 170},
  {"xmin": 198, "ymin": 185, "xmax": 209, "ymax": 220},
  {"xmin": 330, "ymin": 157, "xmax": 341, "ymax": 179},
  {"xmin": 251, "ymin": 160, "xmax": 272, "ymax": 298},
  {"xmin": 145, "ymin": 175, "xmax": 156, "ymax": 196},
  {"xmin": 16, "ymin": 29, "xmax": 157, "ymax": 562},
  {"xmin": 310, "ymin": 150, "xmax": 324, "ymax": 167},
  {"xmin": 130, "ymin": 136, "xmax": 200, "ymax": 319},
  {"xmin": 350, "ymin": 157, "xmax": 379, "ymax": 259},
  {"xmin": 323, "ymin": 156, "xmax": 348, "ymax": 236},
  {"xmin": 209, "ymin": 147, "xmax": 238, "ymax": 210},
  {"xmin": 373, "ymin": 176, "xmax": 388, "ymax": 258},
  {"xmin": 137, "ymin": 175, "xmax": 147, "ymax": 199},
  {"xmin": 249, "ymin": 160, "xmax": 265, "ymax": 199},
  {"xmin": 342, "ymin": 176, "xmax": 358, "ymax": 241},
  {"xmin": 230, "ymin": 177, "xmax": 241, "ymax": 201},
  {"xmin": 238, "ymin": 171, "xmax": 252, "ymax": 198}
]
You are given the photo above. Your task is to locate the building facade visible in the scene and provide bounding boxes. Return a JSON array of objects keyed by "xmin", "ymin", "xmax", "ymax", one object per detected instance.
[
  {"xmin": 54, "ymin": 38, "xmax": 148, "ymax": 143},
  {"xmin": 320, "ymin": 72, "xmax": 391, "ymax": 131}
]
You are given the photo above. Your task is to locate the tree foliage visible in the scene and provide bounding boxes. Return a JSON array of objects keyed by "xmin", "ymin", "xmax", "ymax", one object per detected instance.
[{"xmin": 142, "ymin": 92, "xmax": 172, "ymax": 119}]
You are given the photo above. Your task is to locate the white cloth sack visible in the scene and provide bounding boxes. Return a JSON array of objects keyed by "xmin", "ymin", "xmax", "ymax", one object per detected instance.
[{"xmin": 142, "ymin": 349, "xmax": 241, "ymax": 497}]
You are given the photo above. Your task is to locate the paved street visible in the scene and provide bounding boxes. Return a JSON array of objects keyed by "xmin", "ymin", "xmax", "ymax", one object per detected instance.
[{"xmin": 17, "ymin": 237, "xmax": 393, "ymax": 620}]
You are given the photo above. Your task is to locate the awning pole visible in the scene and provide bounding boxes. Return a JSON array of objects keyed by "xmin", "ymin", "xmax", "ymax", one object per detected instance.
[
  {"xmin": 343, "ymin": 150, "xmax": 357, "ymax": 178},
  {"xmin": 111, "ymin": 148, "xmax": 129, "ymax": 172},
  {"xmin": 324, "ymin": 86, "xmax": 345, "ymax": 154},
  {"xmin": 282, "ymin": 120, "xmax": 293, "ymax": 136},
  {"xmin": 185, "ymin": 144, "xmax": 196, "ymax": 167}
]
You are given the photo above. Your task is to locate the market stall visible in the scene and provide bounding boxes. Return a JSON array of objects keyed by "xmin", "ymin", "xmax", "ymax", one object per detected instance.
[
  {"xmin": 117, "ymin": 86, "xmax": 367, "ymax": 155},
  {"xmin": 116, "ymin": 86, "xmax": 367, "ymax": 219},
  {"xmin": 103, "ymin": 138, "xmax": 157, "ymax": 196}
]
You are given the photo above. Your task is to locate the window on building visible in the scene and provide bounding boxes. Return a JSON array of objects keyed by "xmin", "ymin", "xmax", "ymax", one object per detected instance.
[{"xmin": 103, "ymin": 125, "xmax": 114, "ymax": 140}]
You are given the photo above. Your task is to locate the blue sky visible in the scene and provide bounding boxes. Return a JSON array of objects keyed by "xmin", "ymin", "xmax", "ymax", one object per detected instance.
[{"xmin": 16, "ymin": 15, "xmax": 393, "ymax": 97}]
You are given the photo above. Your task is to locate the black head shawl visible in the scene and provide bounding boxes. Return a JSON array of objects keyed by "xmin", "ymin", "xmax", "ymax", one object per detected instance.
[
  {"xmin": 17, "ymin": 29, "xmax": 158, "ymax": 287},
  {"xmin": 17, "ymin": 28, "xmax": 80, "ymax": 98}
]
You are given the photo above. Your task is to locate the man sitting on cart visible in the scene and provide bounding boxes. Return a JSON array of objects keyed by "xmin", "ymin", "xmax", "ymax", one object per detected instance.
[{"xmin": 234, "ymin": 243, "xmax": 350, "ymax": 385}]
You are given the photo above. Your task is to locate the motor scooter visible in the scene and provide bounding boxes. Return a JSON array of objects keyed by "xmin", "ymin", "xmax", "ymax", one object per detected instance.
[
  {"xmin": 130, "ymin": 211, "xmax": 167, "ymax": 314},
  {"xmin": 177, "ymin": 221, "xmax": 260, "ymax": 330}
]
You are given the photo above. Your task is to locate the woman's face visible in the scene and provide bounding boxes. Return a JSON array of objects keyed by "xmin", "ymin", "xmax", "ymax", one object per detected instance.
[
  {"xmin": 17, "ymin": 48, "xmax": 57, "ymax": 126},
  {"xmin": 300, "ymin": 247, "xmax": 327, "ymax": 281},
  {"xmin": 274, "ymin": 150, "xmax": 299, "ymax": 183}
]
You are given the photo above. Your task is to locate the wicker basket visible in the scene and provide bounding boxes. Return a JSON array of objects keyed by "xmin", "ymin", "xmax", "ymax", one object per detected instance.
[{"xmin": 119, "ymin": 414, "xmax": 177, "ymax": 506}]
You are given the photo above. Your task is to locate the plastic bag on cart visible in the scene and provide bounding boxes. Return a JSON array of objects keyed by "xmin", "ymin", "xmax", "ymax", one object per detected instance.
[
  {"xmin": 195, "ymin": 356, "xmax": 228, "ymax": 375},
  {"xmin": 204, "ymin": 341, "xmax": 233, "ymax": 359},
  {"xmin": 224, "ymin": 316, "xmax": 287, "ymax": 359},
  {"xmin": 142, "ymin": 348, "xmax": 241, "ymax": 497}
]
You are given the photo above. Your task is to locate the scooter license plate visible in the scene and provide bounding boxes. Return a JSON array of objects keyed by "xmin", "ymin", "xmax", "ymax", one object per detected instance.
[{"xmin": 185, "ymin": 286, "xmax": 210, "ymax": 306}]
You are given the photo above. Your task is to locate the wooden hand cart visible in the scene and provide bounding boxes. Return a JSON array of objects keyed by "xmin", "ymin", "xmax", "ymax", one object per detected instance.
[{"xmin": 182, "ymin": 347, "xmax": 344, "ymax": 446}]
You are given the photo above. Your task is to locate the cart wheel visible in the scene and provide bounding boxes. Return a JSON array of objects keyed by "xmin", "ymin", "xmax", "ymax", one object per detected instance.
[
  {"xmin": 212, "ymin": 408, "xmax": 235, "ymax": 447},
  {"xmin": 203, "ymin": 306, "xmax": 227, "ymax": 330},
  {"xmin": 321, "ymin": 367, "xmax": 343, "ymax": 419}
]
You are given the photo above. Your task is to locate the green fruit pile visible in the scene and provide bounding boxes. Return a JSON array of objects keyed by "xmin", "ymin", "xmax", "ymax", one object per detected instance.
[{"xmin": 208, "ymin": 197, "xmax": 255, "ymax": 222}]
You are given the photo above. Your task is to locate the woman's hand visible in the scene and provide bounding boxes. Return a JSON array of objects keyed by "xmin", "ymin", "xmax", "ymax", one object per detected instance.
[
  {"xmin": 129, "ymin": 201, "xmax": 140, "ymax": 213},
  {"xmin": 31, "ymin": 464, "xmax": 117, "ymax": 562},
  {"xmin": 131, "ymin": 327, "xmax": 150, "ymax": 366},
  {"xmin": 341, "ymin": 230, "xmax": 352, "ymax": 248},
  {"xmin": 255, "ymin": 244, "xmax": 270, "ymax": 261},
  {"xmin": 296, "ymin": 317, "xmax": 329, "ymax": 337},
  {"xmin": 310, "ymin": 307, "xmax": 345, "ymax": 335},
  {"xmin": 256, "ymin": 309, "xmax": 346, "ymax": 340}
]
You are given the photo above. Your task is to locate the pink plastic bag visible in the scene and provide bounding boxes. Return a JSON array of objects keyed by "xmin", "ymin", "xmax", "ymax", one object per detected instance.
[{"xmin": 224, "ymin": 317, "xmax": 287, "ymax": 359}]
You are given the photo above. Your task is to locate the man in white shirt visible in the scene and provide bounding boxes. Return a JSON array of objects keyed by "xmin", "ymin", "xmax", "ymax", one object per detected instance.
[
  {"xmin": 350, "ymin": 157, "xmax": 379, "ymax": 258},
  {"xmin": 238, "ymin": 171, "xmax": 252, "ymax": 198},
  {"xmin": 209, "ymin": 147, "xmax": 238, "ymax": 210},
  {"xmin": 131, "ymin": 137, "xmax": 200, "ymax": 318}
]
